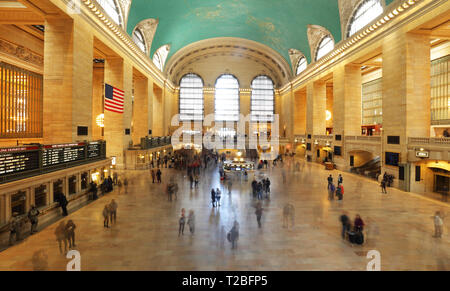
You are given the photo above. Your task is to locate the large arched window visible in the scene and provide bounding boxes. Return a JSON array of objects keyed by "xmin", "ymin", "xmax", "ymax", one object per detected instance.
[
  {"xmin": 153, "ymin": 45, "xmax": 170, "ymax": 71},
  {"xmin": 96, "ymin": 0, "xmax": 122, "ymax": 26},
  {"xmin": 251, "ymin": 76, "xmax": 274, "ymax": 122},
  {"xmin": 132, "ymin": 28, "xmax": 146, "ymax": 53},
  {"xmin": 179, "ymin": 73, "xmax": 204, "ymax": 121},
  {"xmin": 347, "ymin": 0, "xmax": 383, "ymax": 37},
  {"xmin": 215, "ymin": 74, "xmax": 240, "ymax": 122},
  {"xmin": 315, "ymin": 36, "xmax": 334, "ymax": 61},
  {"xmin": 296, "ymin": 57, "xmax": 307, "ymax": 75}
]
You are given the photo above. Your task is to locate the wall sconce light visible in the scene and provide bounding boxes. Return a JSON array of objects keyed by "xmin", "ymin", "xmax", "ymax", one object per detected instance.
[{"xmin": 96, "ymin": 113, "xmax": 105, "ymax": 127}]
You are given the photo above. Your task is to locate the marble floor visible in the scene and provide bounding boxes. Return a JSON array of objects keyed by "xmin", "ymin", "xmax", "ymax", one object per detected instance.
[{"xmin": 0, "ymin": 158, "xmax": 449, "ymax": 271}]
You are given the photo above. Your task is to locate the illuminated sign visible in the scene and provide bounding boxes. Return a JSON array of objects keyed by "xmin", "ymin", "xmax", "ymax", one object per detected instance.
[{"xmin": 416, "ymin": 151, "xmax": 429, "ymax": 158}]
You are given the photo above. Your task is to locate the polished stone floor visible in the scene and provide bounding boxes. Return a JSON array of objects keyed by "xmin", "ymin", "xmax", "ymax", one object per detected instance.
[{"xmin": 0, "ymin": 157, "xmax": 449, "ymax": 271}]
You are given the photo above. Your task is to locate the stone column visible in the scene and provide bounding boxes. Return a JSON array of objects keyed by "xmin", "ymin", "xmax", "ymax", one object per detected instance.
[
  {"xmin": 333, "ymin": 63, "xmax": 362, "ymax": 169},
  {"xmin": 293, "ymin": 89, "xmax": 307, "ymax": 135},
  {"xmin": 43, "ymin": 18, "xmax": 74, "ymax": 143},
  {"xmin": 306, "ymin": 81, "xmax": 326, "ymax": 162},
  {"xmin": 132, "ymin": 75, "xmax": 149, "ymax": 145},
  {"xmin": 104, "ymin": 58, "xmax": 132, "ymax": 168},
  {"xmin": 382, "ymin": 31, "xmax": 430, "ymax": 189},
  {"xmin": 43, "ymin": 18, "xmax": 93, "ymax": 144},
  {"xmin": 71, "ymin": 19, "xmax": 93, "ymax": 141}
]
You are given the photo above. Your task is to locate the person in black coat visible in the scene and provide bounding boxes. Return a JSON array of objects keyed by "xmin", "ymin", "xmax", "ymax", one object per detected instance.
[
  {"xmin": 55, "ymin": 192, "xmax": 68, "ymax": 216},
  {"xmin": 90, "ymin": 181, "xmax": 98, "ymax": 200},
  {"xmin": 211, "ymin": 189, "xmax": 216, "ymax": 207}
]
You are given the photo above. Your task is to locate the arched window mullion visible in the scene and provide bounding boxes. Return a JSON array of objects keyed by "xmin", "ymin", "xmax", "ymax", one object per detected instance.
[
  {"xmin": 179, "ymin": 73, "xmax": 204, "ymax": 121},
  {"xmin": 132, "ymin": 28, "xmax": 146, "ymax": 53},
  {"xmin": 96, "ymin": 0, "xmax": 122, "ymax": 26},
  {"xmin": 251, "ymin": 76, "xmax": 274, "ymax": 122},
  {"xmin": 296, "ymin": 57, "xmax": 307, "ymax": 75},
  {"xmin": 315, "ymin": 36, "xmax": 334, "ymax": 62},
  {"xmin": 215, "ymin": 74, "xmax": 240, "ymax": 122}
]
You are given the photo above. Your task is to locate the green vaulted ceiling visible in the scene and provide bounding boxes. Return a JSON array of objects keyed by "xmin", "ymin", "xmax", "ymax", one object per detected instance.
[{"xmin": 127, "ymin": 0, "xmax": 395, "ymax": 68}]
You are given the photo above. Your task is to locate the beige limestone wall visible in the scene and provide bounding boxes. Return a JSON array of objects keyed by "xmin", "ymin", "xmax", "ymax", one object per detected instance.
[
  {"xmin": 132, "ymin": 75, "xmax": 149, "ymax": 145},
  {"xmin": 72, "ymin": 18, "xmax": 93, "ymax": 142},
  {"xmin": 43, "ymin": 18, "xmax": 74, "ymax": 144},
  {"xmin": 293, "ymin": 89, "xmax": 307, "ymax": 135}
]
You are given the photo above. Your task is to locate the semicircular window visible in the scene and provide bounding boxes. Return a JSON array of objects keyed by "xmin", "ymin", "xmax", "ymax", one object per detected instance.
[
  {"xmin": 251, "ymin": 76, "xmax": 274, "ymax": 122},
  {"xmin": 347, "ymin": 0, "xmax": 383, "ymax": 37},
  {"xmin": 179, "ymin": 73, "xmax": 204, "ymax": 121}
]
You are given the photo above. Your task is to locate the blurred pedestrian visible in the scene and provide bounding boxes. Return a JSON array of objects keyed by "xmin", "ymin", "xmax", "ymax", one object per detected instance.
[
  {"xmin": 187, "ymin": 210, "xmax": 195, "ymax": 234},
  {"xmin": 65, "ymin": 220, "xmax": 76, "ymax": 248},
  {"xmin": 432, "ymin": 211, "xmax": 444, "ymax": 238},
  {"xmin": 178, "ymin": 208, "xmax": 186, "ymax": 236},
  {"xmin": 55, "ymin": 221, "xmax": 67, "ymax": 254},
  {"xmin": 28, "ymin": 205, "xmax": 40, "ymax": 234},
  {"xmin": 109, "ymin": 199, "xmax": 118, "ymax": 225},
  {"xmin": 103, "ymin": 204, "xmax": 110, "ymax": 228}
]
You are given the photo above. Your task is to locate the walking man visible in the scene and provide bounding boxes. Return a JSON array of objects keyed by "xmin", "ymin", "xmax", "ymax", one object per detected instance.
[
  {"xmin": 255, "ymin": 203, "xmax": 263, "ymax": 228},
  {"xmin": 156, "ymin": 169, "xmax": 162, "ymax": 183},
  {"xmin": 187, "ymin": 210, "xmax": 195, "ymax": 235},
  {"xmin": 216, "ymin": 188, "xmax": 222, "ymax": 206},
  {"xmin": 340, "ymin": 212, "xmax": 351, "ymax": 239},
  {"xmin": 211, "ymin": 188, "xmax": 216, "ymax": 207},
  {"xmin": 55, "ymin": 221, "xmax": 67, "ymax": 254},
  {"xmin": 8, "ymin": 212, "xmax": 21, "ymax": 245}
]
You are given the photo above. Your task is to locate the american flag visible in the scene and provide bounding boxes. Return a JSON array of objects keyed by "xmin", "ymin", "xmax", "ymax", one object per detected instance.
[{"xmin": 104, "ymin": 83, "xmax": 124, "ymax": 114}]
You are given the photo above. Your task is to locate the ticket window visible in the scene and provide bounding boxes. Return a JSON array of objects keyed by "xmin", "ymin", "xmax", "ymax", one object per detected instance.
[
  {"xmin": 11, "ymin": 191, "xmax": 27, "ymax": 216},
  {"xmin": 53, "ymin": 180, "xmax": 64, "ymax": 202},
  {"xmin": 68, "ymin": 176, "xmax": 77, "ymax": 195},
  {"xmin": 81, "ymin": 172, "xmax": 88, "ymax": 190},
  {"xmin": 34, "ymin": 185, "xmax": 47, "ymax": 208}
]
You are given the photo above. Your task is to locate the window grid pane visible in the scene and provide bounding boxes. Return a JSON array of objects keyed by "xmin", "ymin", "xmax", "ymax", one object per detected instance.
[
  {"xmin": 153, "ymin": 45, "xmax": 170, "ymax": 71},
  {"xmin": 215, "ymin": 75, "xmax": 239, "ymax": 121},
  {"xmin": 431, "ymin": 55, "xmax": 450, "ymax": 123},
  {"xmin": 362, "ymin": 78, "xmax": 383, "ymax": 125},
  {"xmin": 179, "ymin": 73, "xmax": 204, "ymax": 121},
  {"xmin": 251, "ymin": 76, "xmax": 274, "ymax": 122}
]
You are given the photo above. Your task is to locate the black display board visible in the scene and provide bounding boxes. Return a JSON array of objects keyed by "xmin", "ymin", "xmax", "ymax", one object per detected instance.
[
  {"xmin": 0, "ymin": 146, "xmax": 40, "ymax": 175},
  {"xmin": 87, "ymin": 142, "xmax": 101, "ymax": 159},
  {"xmin": 42, "ymin": 143, "xmax": 86, "ymax": 167}
]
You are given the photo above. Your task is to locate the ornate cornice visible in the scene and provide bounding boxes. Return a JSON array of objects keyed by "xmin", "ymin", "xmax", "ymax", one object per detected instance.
[{"xmin": 0, "ymin": 38, "xmax": 43, "ymax": 67}]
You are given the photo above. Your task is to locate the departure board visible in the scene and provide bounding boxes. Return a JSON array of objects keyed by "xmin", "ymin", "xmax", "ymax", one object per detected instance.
[
  {"xmin": 87, "ymin": 142, "xmax": 101, "ymax": 159},
  {"xmin": 42, "ymin": 143, "xmax": 86, "ymax": 167},
  {"xmin": 0, "ymin": 147, "xmax": 40, "ymax": 176}
]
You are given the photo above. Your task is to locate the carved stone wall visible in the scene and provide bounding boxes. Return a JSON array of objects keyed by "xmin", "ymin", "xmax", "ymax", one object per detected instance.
[{"xmin": 0, "ymin": 38, "xmax": 43, "ymax": 67}]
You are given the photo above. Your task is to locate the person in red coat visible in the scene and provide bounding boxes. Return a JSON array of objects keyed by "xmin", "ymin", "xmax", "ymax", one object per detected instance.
[{"xmin": 354, "ymin": 214, "xmax": 365, "ymax": 232}]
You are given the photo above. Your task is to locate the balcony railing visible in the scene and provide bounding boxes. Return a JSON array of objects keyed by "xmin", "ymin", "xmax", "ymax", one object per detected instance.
[
  {"xmin": 408, "ymin": 137, "xmax": 450, "ymax": 146},
  {"xmin": 345, "ymin": 136, "xmax": 381, "ymax": 142}
]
